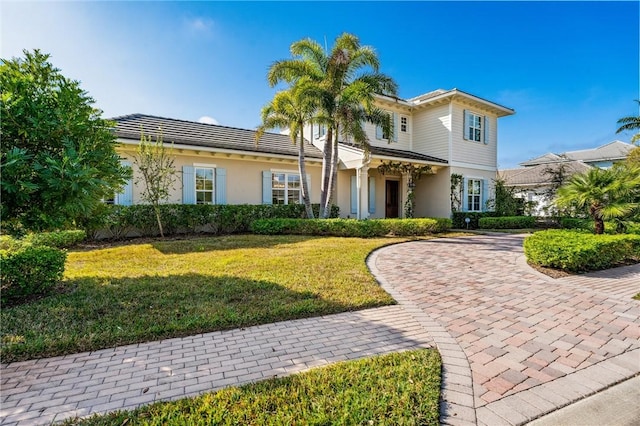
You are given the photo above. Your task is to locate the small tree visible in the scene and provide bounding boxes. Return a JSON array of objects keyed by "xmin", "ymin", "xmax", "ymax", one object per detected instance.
[
  {"xmin": 616, "ymin": 100, "xmax": 640, "ymax": 144},
  {"xmin": 450, "ymin": 174, "xmax": 463, "ymax": 212},
  {"xmin": 1, "ymin": 49, "xmax": 130, "ymax": 232},
  {"xmin": 133, "ymin": 131, "xmax": 176, "ymax": 237},
  {"xmin": 486, "ymin": 178, "xmax": 520, "ymax": 216}
]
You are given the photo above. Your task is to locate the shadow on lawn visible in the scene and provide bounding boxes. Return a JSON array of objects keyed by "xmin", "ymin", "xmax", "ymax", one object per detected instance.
[
  {"xmin": 149, "ymin": 234, "xmax": 324, "ymax": 255},
  {"xmin": 1, "ymin": 273, "xmax": 391, "ymax": 363}
]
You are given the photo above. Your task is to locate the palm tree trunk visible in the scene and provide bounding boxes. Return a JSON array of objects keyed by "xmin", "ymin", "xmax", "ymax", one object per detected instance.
[
  {"xmin": 590, "ymin": 204, "xmax": 605, "ymax": 234},
  {"xmin": 327, "ymin": 128, "xmax": 340, "ymax": 218},
  {"xmin": 298, "ymin": 128, "xmax": 314, "ymax": 219},
  {"xmin": 320, "ymin": 127, "xmax": 333, "ymax": 218}
]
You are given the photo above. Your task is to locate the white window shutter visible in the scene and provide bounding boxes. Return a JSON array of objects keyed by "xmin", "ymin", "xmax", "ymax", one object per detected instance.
[
  {"xmin": 375, "ymin": 124, "xmax": 383, "ymax": 140},
  {"xmin": 313, "ymin": 123, "xmax": 319, "ymax": 139}
]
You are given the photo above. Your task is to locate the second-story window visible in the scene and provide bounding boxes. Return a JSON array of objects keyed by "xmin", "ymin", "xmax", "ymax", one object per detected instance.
[{"xmin": 400, "ymin": 116, "xmax": 408, "ymax": 133}]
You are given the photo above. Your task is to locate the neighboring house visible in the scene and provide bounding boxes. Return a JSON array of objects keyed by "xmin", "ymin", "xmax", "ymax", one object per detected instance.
[
  {"xmin": 112, "ymin": 88, "xmax": 514, "ymax": 218},
  {"xmin": 499, "ymin": 161, "xmax": 593, "ymax": 216},
  {"xmin": 500, "ymin": 141, "xmax": 635, "ymax": 215}
]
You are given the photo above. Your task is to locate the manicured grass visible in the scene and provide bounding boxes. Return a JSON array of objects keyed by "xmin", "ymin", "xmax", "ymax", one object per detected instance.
[
  {"xmin": 1, "ymin": 235, "xmax": 414, "ymax": 362},
  {"xmin": 63, "ymin": 349, "xmax": 441, "ymax": 425}
]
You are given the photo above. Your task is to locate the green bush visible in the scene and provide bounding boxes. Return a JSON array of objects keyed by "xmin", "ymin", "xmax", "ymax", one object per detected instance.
[
  {"xmin": 524, "ymin": 230, "xmax": 640, "ymax": 272},
  {"xmin": 451, "ymin": 212, "xmax": 497, "ymax": 229},
  {"xmin": 1, "ymin": 245, "xmax": 67, "ymax": 305},
  {"xmin": 23, "ymin": 230, "xmax": 86, "ymax": 248},
  {"xmin": 479, "ymin": 216, "xmax": 536, "ymax": 229},
  {"xmin": 250, "ymin": 218, "xmax": 451, "ymax": 238},
  {"xmin": 83, "ymin": 204, "xmax": 340, "ymax": 239},
  {"xmin": 560, "ymin": 217, "xmax": 593, "ymax": 231}
]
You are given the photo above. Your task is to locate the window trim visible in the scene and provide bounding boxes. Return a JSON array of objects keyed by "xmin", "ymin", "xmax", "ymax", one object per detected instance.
[
  {"xmin": 194, "ymin": 164, "xmax": 216, "ymax": 205},
  {"xmin": 271, "ymin": 171, "xmax": 302, "ymax": 205},
  {"xmin": 466, "ymin": 178, "xmax": 482, "ymax": 212}
]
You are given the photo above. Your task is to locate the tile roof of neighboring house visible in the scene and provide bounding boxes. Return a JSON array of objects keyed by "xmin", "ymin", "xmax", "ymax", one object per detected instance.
[
  {"xmin": 111, "ymin": 114, "xmax": 324, "ymax": 159},
  {"xmin": 499, "ymin": 161, "xmax": 593, "ymax": 187},
  {"xmin": 519, "ymin": 141, "xmax": 634, "ymax": 166},
  {"xmin": 339, "ymin": 142, "xmax": 448, "ymax": 164}
]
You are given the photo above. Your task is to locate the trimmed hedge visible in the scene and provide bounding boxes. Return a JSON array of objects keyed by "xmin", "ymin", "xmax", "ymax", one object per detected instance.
[
  {"xmin": 23, "ymin": 230, "xmax": 86, "ymax": 248},
  {"xmin": 0, "ymin": 244, "xmax": 67, "ymax": 305},
  {"xmin": 250, "ymin": 218, "xmax": 452, "ymax": 238},
  {"xmin": 524, "ymin": 230, "xmax": 640, "ymax": 272},
  {"xmin": 451, "ymin": 212, "xmax": 497, "ymax": 229},
  {"xmin": 84, "ymin": 204, "xmax": 340, "ymax": 239},
  {"xmin": 479, "ymin": 216, "xmax": 536, "ymax": 230},
  {"xmin": 560, "ymin": 217, "xmax": 594, "ymax": 232}
]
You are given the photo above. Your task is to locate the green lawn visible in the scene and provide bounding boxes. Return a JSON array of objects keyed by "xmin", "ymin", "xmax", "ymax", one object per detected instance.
[
  {"xmin": 63, "ymin": 349, "xmax": 441, "ymax": 426},
  {"xmin": 1, "ymin": 234, "xmax": 413, "ymax": 362}
]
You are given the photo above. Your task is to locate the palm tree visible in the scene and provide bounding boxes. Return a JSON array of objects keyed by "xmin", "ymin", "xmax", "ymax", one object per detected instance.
[
  {"xmin": 267, "ymin": 33, "xmax": 398, "ymax": 218},
  {"xmin": 256, "ymin": 83, "xmax": 316, "ymax": 218},
  {"xmin": 616, "ymin": 100, "xmax": 640, "ymax": 144},
  {"xmin": 556, "ymin": 167, "xmax": 640, "ymax": 234}
]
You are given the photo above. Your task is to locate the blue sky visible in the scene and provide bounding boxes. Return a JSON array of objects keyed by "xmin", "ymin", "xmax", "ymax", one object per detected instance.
[{"xmin": 2, "ymin": 1, "xmax": 638, "ymax": 168}]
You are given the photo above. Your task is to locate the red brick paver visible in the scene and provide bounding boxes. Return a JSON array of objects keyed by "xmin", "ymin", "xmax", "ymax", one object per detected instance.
[{"xmin": 368, "ymin": 234, "xmax": 640, "ymax": 425}]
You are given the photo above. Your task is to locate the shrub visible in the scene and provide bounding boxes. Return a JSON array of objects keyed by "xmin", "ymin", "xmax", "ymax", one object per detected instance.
[
  {"xmin": 250, "ymin": 218, "xmax": 451, "ymax": 238},
  {"xmin": 451, "ymin": 212, "xmax": 497, "ymax": 229},
  {"xmin": 23, "ymin": 230, "xmax": 86, "ymax": 248},
  {"xmin": 560, "ymin": 217, "xmax": 593, "ymax": 231},
  {"xmin": 83, "ymin": 204, "xmax": 340, "ymax": 239},
  {"xmin": 1, "ymin": 245, "xmax": 67, "ymax": 305},
  {"xmin": 524, "ymin": 230, "xmax": 640, "ymax": 272},
  {"xmin": 479, "ymin": 216, "xmax": 536, "ymax": 229}
]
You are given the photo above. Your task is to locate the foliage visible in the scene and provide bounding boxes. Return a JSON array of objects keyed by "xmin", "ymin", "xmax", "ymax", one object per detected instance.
[
  {"xmin": 616, "ymin": 100, "xmax": 640, "ymax": 144},
  {"xmin": 479, "ymin": 216, "xmax": 536, "ymax": 229},
  {"xmin": 524, "ymin": 230, "xmax": 640, "ymax": 272},
  {"xmin": 0, "ymin": 49, "xmax": 130, "ymax": 232},
  {"xmin": 378, "ymin": 161, "xmax": 433, "ymax": 218},
  {"xmin": 63, "ymin": 349, "xmax": 441, "ymax": 426},
  {"xmin": 559, "ymin": 217, "xmax": 594, "ymax": 232},
  {"xmin": 82, "ymin": 204, "xmax": 340, "ymax": 239},
  {"xmin": 540, "ymin": 161, "xmax": 575, "ymax": 216},
  {"xmin": 133, "ymin": 130, "xmax": 177, "ymax": 237},
  {"xmin": 485, "ymin": 178, "xmax": 520, "ymax": 216},
  {"xmin": 1, "ymin": 244, "xmax": 67, "ymax": 306},
  {"xmin": 1, "ymin": 235, "xmax": 400, "ymax": 362},
  {"xmin": 250, "ymin": 218, "xmax": 451, "ymax": 237},
  {"xmin": 450, "ymin": 173, "xmax": 463, "ymax": 212},
  {"xmin": 556, "ymin": 166, "xmax": 640, "ymax": 234},
  {"xmin": 23, "ymin": 230, "xmax": 86, "ymax": 248},
  {"xmin": 268, "ymin": 33, "xmax": 397, "ymax": 218},
  {"xmin": 451, "ymin": 211, "xmax": 497, "ymax": 229},
  {"xmin": 256, "ymin": 83, "xmax": 316, "ymax": 218}
]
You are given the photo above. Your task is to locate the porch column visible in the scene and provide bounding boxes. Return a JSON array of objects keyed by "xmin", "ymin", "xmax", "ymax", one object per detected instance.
[{"xmin": 357, "ymin": 166, "xmax": 370, "ymax": 219}]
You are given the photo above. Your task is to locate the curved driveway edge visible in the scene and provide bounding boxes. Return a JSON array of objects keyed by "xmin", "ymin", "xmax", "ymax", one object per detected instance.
[{"xmin": 368, "ymin": 233, "xmax": 640, "ymax": 425}]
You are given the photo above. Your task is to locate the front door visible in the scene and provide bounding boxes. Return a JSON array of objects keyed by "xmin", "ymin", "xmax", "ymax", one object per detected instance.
[{"xmin": 385, "ymin": 180, "xmax": 399, "ymax": 218}]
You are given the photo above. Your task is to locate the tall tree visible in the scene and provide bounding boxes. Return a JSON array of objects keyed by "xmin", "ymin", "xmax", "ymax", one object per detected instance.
[
  {"xmin": 616, "ymin": 100, "xmax": 640, "ymax": 144},
  {"xmin": 1, "ymin": 49, "xmax": 130, "ymax": 232},
  {"xmin": 556, "ymin": 167, "xmax": 640, "ymax": 234},
  {"xmin": 268, "ymin": 33, "xmax": 397, "ymax": 218},
  {"xmin": 133, "ymin": 130, "xmax": 177, "ymax": 237},
  {"xmin": 256, "ymin": 82, "xmax": 316, "ymax": 218}
]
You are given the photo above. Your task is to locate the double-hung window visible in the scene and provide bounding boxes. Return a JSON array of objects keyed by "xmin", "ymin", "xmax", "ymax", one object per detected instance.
[
  {"xmin": 467, "ymin": 179, "xmax": 482, "ymax": 211},
  {"xmin": 272, "ymin": 172, "xmax": 300, "ymax": 205},
  {"xmin": 195, "ymin": 167, "xmax": 215, "ymax": 204},
  {"xmin": 466, "ymin": 112, "xmax": 482, "ymax": 142}
]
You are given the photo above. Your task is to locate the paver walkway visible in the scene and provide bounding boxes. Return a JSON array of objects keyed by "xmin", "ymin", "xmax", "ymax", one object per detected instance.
[
  {"xmin": 1, "ymin": 233, "xmax": 639, "ymax": 425},
  {"xmin": 368, "ymin": 234, "xmax": 640, "ymax": 425}
]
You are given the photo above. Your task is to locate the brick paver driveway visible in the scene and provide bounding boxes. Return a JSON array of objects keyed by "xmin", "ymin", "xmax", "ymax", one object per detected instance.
[{"xmin": 369, "ymin": 233, "xmax": 640, "ymax": 425}]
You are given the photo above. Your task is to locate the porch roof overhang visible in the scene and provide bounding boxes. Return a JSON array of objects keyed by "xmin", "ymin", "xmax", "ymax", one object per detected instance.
[{"xmin": 338, "ymin": 142, "xmax": 448, "ymax": 169}]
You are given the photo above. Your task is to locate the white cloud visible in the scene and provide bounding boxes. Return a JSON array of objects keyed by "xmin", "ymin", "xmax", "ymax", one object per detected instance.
[
  {"xmin": 198, "ymin": 116, "xmax": 219, "ymax": 125},
  {"xmin": 185, "ymin": 17, "xmax": 214, "ymax": 35}
]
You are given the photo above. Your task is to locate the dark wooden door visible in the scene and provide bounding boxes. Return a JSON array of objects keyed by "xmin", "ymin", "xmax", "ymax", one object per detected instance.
[{"xmin": 385, "ymin": 180, "xmax": 399, "ymax": 218}]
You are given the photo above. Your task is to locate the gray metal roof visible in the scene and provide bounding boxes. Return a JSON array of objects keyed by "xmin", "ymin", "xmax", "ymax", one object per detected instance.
[{"xmin": 111, "ymin": 114, "xmax": 324, "ymax": 159}]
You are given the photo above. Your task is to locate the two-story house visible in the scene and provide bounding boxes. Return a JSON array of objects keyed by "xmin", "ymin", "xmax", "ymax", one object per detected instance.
[{"xmin": 112, "ymin": 88, "xmax": 514, "ymax": 218}]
